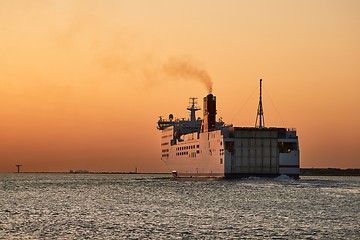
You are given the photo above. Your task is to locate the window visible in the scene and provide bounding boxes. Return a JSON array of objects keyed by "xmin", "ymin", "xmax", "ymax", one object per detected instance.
[
  {"xmin": 278, "ymin": 142, "xmax": 298, "ymax": 153},
  {"xmin": 225, "ymin": 141, "xmax": 235, "ymax": 154}
]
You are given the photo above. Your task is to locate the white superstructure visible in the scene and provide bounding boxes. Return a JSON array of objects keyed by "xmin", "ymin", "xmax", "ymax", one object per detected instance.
[{"xmin": 158, "ymin": 80, "xmax": 300, "ymax": 179}]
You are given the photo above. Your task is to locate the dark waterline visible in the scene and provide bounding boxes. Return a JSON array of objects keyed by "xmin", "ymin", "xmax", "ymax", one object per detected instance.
[{"xmin": 1, "ymin": 174, "xmax": 359, "ymax": 239}]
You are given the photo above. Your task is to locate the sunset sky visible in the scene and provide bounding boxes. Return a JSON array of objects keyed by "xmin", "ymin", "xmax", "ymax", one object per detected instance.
[{"xmin": 1, "ymin": 0, "xmax": 359, "ymax": 172}]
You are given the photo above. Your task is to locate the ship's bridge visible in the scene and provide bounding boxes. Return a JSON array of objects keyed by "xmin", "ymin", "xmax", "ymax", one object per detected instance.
[{"xmin": 157, "ymin": 97, "xmax": 202, "ymax": 131}]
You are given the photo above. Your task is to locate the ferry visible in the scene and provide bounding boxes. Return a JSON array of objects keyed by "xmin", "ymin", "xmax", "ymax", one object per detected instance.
[{"xmin": 157, "ymin": 80, "xmax": 300, "ymax": 179}]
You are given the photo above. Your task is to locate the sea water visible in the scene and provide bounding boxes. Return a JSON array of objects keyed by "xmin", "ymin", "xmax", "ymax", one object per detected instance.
[{"xmin": 0, "ymin": 174, "xmax": 359, "ymax": 239}]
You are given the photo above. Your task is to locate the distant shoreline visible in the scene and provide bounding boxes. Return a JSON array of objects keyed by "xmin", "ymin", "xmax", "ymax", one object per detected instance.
[
  {"xmin": 300, "ymin": 168, "xmax": 360, "ymax": 176},
  {"xmin": 3, "ymin": 168, "xmax": 360, "ymax": 176}
]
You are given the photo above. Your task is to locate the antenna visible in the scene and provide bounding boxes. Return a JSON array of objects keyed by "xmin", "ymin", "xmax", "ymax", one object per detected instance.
[{"xmin": 255, "ymin": 79, "xmax": 265, "ymax": 128}]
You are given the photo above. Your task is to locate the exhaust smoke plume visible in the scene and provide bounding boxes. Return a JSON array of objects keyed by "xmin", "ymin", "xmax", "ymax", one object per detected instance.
[{"xmin": 163, "ymin": 57, "xmax": 213, "ymax": 94}]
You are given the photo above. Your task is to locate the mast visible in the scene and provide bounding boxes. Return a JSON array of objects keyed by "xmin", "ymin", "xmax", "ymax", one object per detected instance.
[
  {"xmin": 187, "ymin": 97, "xmax": 200, "ymax": 122},
  {"xmin": 255, "ymin": 79, "xmax": 265, "ymax": 128}
]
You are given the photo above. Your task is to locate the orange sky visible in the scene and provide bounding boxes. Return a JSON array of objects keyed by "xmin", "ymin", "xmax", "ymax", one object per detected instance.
[{"xmin": 1, "ymin": 0, "xmax": 359, "ymax": 172}]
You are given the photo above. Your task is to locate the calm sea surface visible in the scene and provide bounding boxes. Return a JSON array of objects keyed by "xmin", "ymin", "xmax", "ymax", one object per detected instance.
[{"xmin": 0, "ymin": 174, "xmax": 359, "ymax": 239}]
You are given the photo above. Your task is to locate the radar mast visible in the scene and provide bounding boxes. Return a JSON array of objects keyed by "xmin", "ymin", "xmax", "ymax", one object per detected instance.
[{"xmin": 187, "ymin": 97, "xmax": 200, "ymax": 122}]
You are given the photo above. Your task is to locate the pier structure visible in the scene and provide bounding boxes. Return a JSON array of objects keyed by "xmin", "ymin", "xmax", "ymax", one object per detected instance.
[{"xmin": 16, "ymin": 165, "xmax": 22, "ymax": 173}]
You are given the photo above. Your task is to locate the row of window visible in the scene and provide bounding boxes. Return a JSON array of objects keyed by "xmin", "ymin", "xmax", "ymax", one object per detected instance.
[
  {"xmin": 162, "ymin": 154, "xmax": 169, "ymax": 158},
  {"xmin": 176, "ymin": 150, "xmax": 200, "ymax": 157},
  {"xmin": 161, "ymin": 142, "xmax": 169, "ymax": 146},
  {"xmin": 176, "ymin": 151, "xmax": 188, "ymax": 156},
  {"xmin": 189, "ymin": 152, "xmax": 197, "ymax": 158},
  {"xmin": 162, "ymin": 149, "xmax": 169, "ymax": 153},
  {"xmin": 176, "ymin": 145, "xmax": 199, "ymax": 151},
  {"xmin": 162, "ymin": 134, "xmax": 172, "ymax": 139}
]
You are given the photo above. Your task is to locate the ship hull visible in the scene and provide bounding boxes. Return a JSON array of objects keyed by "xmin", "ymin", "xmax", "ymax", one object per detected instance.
[
  {"xmin": 224, "ymin": 173, "xmax": 299, "ymax": 179},
  {"xmin": 171, "ymin": 172, "xmax": 299, "ymax": 179},
  {"xmin": 161, "ymin": 128, "xmax": 300, "ymax": 179}
]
